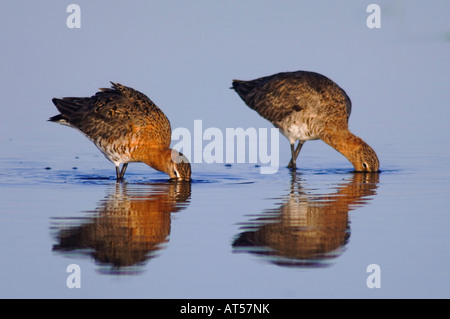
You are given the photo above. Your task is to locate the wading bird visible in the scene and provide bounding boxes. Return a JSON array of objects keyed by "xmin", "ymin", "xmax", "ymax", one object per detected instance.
[
  {"xmin": 232, "ymin": 71, "xmax": 379, "ymax": 172},
  {"xmin": 49, "ymin": 82, "xmax": 191, "ymax": 181}
]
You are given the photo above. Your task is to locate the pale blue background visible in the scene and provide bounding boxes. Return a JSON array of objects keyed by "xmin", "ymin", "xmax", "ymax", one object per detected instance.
[{"xmin": 0, "ymin": 1, "xmax": 449, "ymax": 299}]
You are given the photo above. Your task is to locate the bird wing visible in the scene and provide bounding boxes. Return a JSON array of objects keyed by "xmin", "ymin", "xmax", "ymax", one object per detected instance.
[
  {"xmin": 232, "ymin": 71, "xmax": 351, "ymax": 123},
  {"xmin": 51, "ymin": 82, "xmax": 172, "ymax": 149}
]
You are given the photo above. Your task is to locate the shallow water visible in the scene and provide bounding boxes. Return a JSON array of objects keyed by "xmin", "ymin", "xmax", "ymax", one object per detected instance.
[
  {"xmin": 1, "ymin": 144, "xmax": 450, "ymax": 298},
  {"xmin": 1, "ymin": 1, "xmax": 449, "ymax": 299}
]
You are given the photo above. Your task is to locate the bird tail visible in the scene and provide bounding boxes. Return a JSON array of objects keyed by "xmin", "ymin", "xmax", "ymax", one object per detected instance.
[
  {"xmin": 230, "ymin": 79, "xmax": 259, "ymax": 103},
  {"xmin": 48, "ymin": 97, "xmax": 88, "ymax": 123}
]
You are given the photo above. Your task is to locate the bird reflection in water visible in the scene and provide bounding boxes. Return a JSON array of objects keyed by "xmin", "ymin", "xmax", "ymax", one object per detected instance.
[
  {"xmin": 233, "ymin": 172, "xmax": 379, "ymax": 267},
  {"xmin": 51, "ymin": 181, "xmax": 191, "ymax": 274}
]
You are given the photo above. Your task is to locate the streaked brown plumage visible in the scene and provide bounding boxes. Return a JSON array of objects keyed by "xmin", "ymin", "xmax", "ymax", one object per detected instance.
[
  {"xmin": 49, "ymin": 82, "xmax": 191, "ymax": 181},
  {"xmin": 232, "ymin": 71, "xmax": 379, "ymax": 172}
]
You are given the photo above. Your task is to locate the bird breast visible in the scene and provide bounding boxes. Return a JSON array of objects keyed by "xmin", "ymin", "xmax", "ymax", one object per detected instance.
[
  {"xmin": 93, "ymin": 136, "xmax": 135, "ymax": 166},
  {"xmin": 277, "ymin": 114, "xmax": 320, "ymax": 144}
]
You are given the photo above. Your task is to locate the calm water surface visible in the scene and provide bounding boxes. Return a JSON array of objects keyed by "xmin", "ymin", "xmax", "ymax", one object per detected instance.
[
  {"xmin": 0, "ymin": 1, "xmax": 449, "ymax": 299},
  {"xmin": 1, "ymin": 138, "xmax": 449, "ymax": 298}
]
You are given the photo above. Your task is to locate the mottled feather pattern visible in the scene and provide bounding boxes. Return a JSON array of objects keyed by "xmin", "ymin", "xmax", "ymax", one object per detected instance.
[
  {"xmin": 50, "ymin": 82, "xmax": 191, "ymax": 180},
  {"xmin": 232, "ymin": 71, "xmax": 351, "ymax": 125},
  {"xmin": 232, "ymin": 71, "xmax": 379, "ymax": 172},
  {"xmin": 52, "ymin": 83, "xmax": 172, "ymax": 152}
]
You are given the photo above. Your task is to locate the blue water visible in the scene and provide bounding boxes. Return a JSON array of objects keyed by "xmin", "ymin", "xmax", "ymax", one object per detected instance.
[
  {"xmin": 1, "ymin": 149, "xmax": 449, "ymax": 298},
  {"xmin": 1, "ymin": 1, "xmax": 449, "ymax": 299}
]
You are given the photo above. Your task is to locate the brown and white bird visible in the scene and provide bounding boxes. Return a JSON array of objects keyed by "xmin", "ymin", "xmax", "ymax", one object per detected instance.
[
  {"xmin": 231, "ymin": 71, "xmax": 379, "ymax": 172},
  {"xmin": 49, "ymin": 82, "xmax": 191, "ymax": 181}
]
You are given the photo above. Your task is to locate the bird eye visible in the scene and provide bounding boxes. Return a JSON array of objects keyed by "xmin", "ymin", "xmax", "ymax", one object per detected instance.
[
  {"xmin": 362, "ymin": 162, "xmax": 368, "ymax": 170},
  {"xmin": 174, "ymin": 169, "xmax": 179, "ymax": 178}
]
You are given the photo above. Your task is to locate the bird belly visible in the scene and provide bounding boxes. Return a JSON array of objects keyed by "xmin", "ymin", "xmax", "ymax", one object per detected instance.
[
  {"xmin": 280, "ymin": 122, "xmax": 319, "ymax": 144},
  {"xmin": 93, "ymin": 137, "xmax": 134, "ymax": 166}
]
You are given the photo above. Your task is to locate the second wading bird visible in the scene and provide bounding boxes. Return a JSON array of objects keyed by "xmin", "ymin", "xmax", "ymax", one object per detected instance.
[
  {"xmin": 49, "ymin": 82, "xmax": 191, "ymax": 181},
  {"xmin": 231, "ymin": 71, "xmax": 379, "ymax": 172}
]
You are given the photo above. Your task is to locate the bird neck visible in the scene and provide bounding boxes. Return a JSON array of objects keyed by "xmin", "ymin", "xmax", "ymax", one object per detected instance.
[
  {"xmin": 134, "ymin": 147, "xmax": 174, "ymax": 175},
  {"xmin": 320, "ymin": 128, "xmax": 368, "ymax": 168}
]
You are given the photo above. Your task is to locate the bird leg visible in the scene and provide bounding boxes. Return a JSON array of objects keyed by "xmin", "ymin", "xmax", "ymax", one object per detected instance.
[
  {"xmin": 287, "ymin": 141, "xmax": 304, "ymax": 169},
  {"xmin": 115, "ymin": 163, "xmax": 128, "ymax": 181}
]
